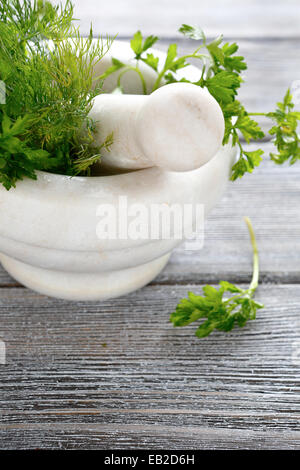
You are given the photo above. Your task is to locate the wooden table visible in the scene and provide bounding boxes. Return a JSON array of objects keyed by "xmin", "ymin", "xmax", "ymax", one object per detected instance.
[{"xmin": 0, "ymin": 0, "xmax": 300, "ymax": 450}]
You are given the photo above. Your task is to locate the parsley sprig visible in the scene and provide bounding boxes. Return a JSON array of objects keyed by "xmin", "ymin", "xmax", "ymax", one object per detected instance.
[
  {"xmin": 267, "ymin": 89, "xmax": 300, "ymax": 165},
  {"xmin": 170, "ymin": 217, "xmax": 263, "ymax": 338},
  {"xmin": 106, "ymin": 25, "xmax": 300, "ymax": 181}
]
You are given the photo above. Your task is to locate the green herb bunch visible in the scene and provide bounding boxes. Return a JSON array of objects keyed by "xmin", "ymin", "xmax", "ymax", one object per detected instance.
[
  {"xmin": 170, "ymin": 217, "xmax": 263, "ymax": 337},
  {"xmin": 1, "ymin": 2, "xmax": 299, "ymax": 190},
  {"xmin": 0, "ymin": 0, "xmax": 111, "ymax": 189},
  {"xmin": 104, "ymin": 25, "xmax": 300, "ymax": 180}
]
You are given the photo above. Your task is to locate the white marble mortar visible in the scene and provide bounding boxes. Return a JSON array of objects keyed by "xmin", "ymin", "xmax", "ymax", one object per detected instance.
[{"xmin": 0, "ymin": 42, "xmax": 236, "ymax": 300}]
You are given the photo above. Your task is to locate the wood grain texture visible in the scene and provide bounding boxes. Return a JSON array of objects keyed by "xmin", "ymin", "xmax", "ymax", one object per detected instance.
[
  {"xmin": 72, "ymin": 0, "xmax": 300, "ymax": 39},
  {"xmin": 163, "ymin": 142, "xmax": 300, "ymax": 284},
  {"xmin": 0, "ymin": 284, "xmax": 299, "ymax": 449},
  {"xmin": 0, "ymin": 0, "xmax": 300, "ymax": 451}
]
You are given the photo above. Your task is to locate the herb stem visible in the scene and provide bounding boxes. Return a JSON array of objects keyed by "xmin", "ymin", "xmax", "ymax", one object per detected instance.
[
  {"xmin": 117, "ymin": 66, "xmax": 147, "ymax": 94},
  {"xmin": 152, "ymin": 71, "xmax": 165, "ymax": 92},
  {"xmin": 170, "ymin": 216, "xmax": 263, "ymax": 337},
  {"xmin": 181, "ymin": 53, "xmax": 208, "ymax": 61},
  {"xmin": 151, "ymin": 53, "xmax": 208, "ymax": 92},
  {"xmin": 244, "ymin": 216, "xmax": 259, "ymax": 294},
  {"xmin": 248, "ymin": 112, "xmax": 267, "ymax": 117}
]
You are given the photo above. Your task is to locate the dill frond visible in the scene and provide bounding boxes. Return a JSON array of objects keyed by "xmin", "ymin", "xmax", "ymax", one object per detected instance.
[{"xmin": 0, "ymin": 0, "xmax": 111, "ymax": 189}]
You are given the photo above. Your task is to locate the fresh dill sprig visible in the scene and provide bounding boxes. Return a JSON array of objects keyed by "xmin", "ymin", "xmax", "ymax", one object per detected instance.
[{"xmin": 170, "ymin": 217, "xmax": 264, "ymax": 338}]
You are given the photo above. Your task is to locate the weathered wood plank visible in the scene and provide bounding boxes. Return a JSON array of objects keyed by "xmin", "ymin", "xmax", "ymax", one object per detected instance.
[
  {"xmin": 72, "ymin": 0, "xmax": 300, "ymax": 39},
  {"xmin": 0, "ymin": 270, "xmax": 17, "ymax": 287},
  {"xmin": 0, "ymin": 425, "xmax": 299, "ymax": 450},
  {"xmin": 0, "ymin": 283, "xmax": 299, "ymax": 449},
  {"xmin": 162, "ymin": 142, "xmax": 300, "ymax": 284},
  {"xmin": 0, "ymin": 3, "xmax": 299, "ymax": 451}
]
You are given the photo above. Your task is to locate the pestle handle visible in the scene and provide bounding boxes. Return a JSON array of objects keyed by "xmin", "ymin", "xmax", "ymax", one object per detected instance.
[{"xmin": 89, "ymin": 83, "xmax": 225, "ymax": 172}]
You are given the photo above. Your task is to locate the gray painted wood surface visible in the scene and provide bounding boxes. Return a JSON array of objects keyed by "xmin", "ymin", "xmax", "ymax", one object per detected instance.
[
  {"xmin": 0, "ymin": 0, "xmax": 300, "ymax": 450},
  {"xmin": 73, "ymin": 0, "xmax": 300, "ymax": 39},
  {"xmin": 0, "ymin": 284, "xmax": 300, "ymax": 449}
]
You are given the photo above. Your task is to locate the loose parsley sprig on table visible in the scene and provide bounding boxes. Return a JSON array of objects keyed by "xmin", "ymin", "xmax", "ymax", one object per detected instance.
[
  {"xmin": 105, "ymin": 24, "xmax": 300, "ymax": 180},
  {"xmin": 170, "ymin": 217, "xmax": 264, "ymax": 338}
]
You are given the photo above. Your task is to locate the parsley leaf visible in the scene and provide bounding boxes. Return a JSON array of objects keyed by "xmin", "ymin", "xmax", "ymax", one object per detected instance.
[
  {"xmin": 178, "ymin": 24, "xmax": 205, "ymax": 41},
  {"xmin": 204, "ymin": 70, "xmax": 241, "ymax": 104},
  {"xmin": 222, "ymin": 43, "xmax": 247, "ymax": 73},
  {"xmin": 141, "ymin": 53, "xmax": 159, "ymax": 72},
  {"xmin": 267, "ymin": 89, "xmax": 300, "ymax": 165},
  {"xmin": 0, "ymin": 112, "xmax": 58, "ymax": 190},
  {"xmin": 130, "ymin": 31, "xmax": 159, "ymax": 59},
  {"xmin": 178, "ymin": 25, "xmax": 265, "ymax": 179},
  {"xmin": 130, "ymin": 30, "xmax": 143, "ymax": 57},
  {"xmin": 102, "ymin": 26, "xmax": 300, "ymax": 182},
  {"xmin": 170, "ymin": 217, "xmax": 263, "ymax": 338},
  {"xmin": 235, "ymin": 114, "xmax": 265, "ymax": 143},
  {"xmin": 231, "ymin": 149, "xmax": 264, "ymax": 180}
]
